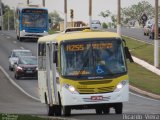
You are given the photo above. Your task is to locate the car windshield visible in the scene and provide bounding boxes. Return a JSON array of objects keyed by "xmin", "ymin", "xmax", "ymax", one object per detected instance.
[
  {"xmin": 61, "ymin": 38, "xmax": 127, "ymax": 79},
  {"xmin": 20, "ymin": 57, "xmax": 37, "ymax": 65},
  {"xmin": 14, "ymin": 51, "xmax": 32, "ymax": 57}
]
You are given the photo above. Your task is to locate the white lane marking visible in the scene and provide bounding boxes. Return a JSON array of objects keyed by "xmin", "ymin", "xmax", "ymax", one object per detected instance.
[
  {"xmin": 130, "ymin": 92, "xmax": 160, "ymax": 102},
  {"xmin": 13, "ymin": 41, "xmax": 17, "ymax": 44},
  {"xmin": 20, "ymin": 47, "xmax": 24, "ymax": 49},
  {"xmin": 6, "ymin": 36, "xmax": 11, "ymax": 39},
  {"xmin": 0, "ymin": 65, "xmax": 40, "ymax": 101}
]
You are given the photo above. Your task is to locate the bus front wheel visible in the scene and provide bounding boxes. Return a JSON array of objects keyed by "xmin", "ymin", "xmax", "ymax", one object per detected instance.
[
  {"xmin": 47, "ymin": 105, "xmax": 54, "ymax": 116},
  {"xmin": 62, "ymin": 106, "xmax": 71, "ymax": 116},
  {"xmin": 114, "ymin": 103, "xmax": 123, "ymax": 114},
  {"xmin": 19, "ymin": 37, "xmax": 23, "ymax": 42}
]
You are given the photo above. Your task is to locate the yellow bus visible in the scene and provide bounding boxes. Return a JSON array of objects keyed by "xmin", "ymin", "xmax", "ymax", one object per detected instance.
[{"xmin": 37, "ymin": 30, "xmax": 133, "ymax": 116}]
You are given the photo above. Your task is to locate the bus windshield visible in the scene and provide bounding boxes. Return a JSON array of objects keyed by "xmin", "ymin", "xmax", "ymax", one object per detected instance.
[
  {"xmin": 22, "ymin": 9, "xmax": 48, "ymax": 28},
  {"xmin": 61, "ymin": 38, "xmax": 127, "ymax": 79}
]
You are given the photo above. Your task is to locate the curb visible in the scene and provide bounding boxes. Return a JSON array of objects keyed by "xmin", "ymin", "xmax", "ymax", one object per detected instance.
[
  {"xmin": 0, "ymin": 65, "xmax": 40, "ymax": 102},
  {"xmin": 129, "ymin": 85, "xmax": 160, "ymax": 100},
  {"xmin": 132, "ymin": 56, "xmax": 160, "ymax": 76}
]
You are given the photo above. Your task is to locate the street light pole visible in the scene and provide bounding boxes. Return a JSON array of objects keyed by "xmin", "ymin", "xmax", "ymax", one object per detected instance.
[
  {"xmin": 12, "ymin": 7, "xmax": 15, "ymax": 30},
  {"xmin": 117, "ymin": 0, "xmax": 121, "ymax": 35},
  {"xmin": 42, "ymin": 0, "xmax": 45, "ymax": 7},
  {"xmin": 7, "ymin": 9, "xmax": 9, "ymax": 31},
  {"xmin": 89, "ymin": 0, "xmax": 92, "ymax": 28},
  {"xmin": 154, "ymin": 0, "xmax": 159, "ymax": 67},
  {"xmin": 64, "ymin": 0, "xmax": 67, "ymax": 30},
  {"xmin": 27, "ymin": 0, "xmax": 29, "ymax": 5},
  {"xmin": 0, "ymin": 0, "xmax": 3, "ymax": 31}
]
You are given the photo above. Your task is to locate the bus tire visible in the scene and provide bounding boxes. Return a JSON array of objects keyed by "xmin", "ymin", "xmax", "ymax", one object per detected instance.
[
  {"xmin": 102, "ymin": 107, "xmax": 110, "ymax": 114},
  {"xmin": 15, "ymin": 73, "xmax": 20, "ymax": 79},
  {"xmin": 95, "ymin": 107, "xmax": 103, "ymax": 114},
  {"xmin": 17, "ymin": 36, "xmax": 19, "ymax": 40},
  {"xmin": 114, "ymin": 103, "xmax": 123, "ymax": 114},
  {"xmin": 62, "ymin": 106, "xmax": 71, "ymax": 116},
  {"xmin": 54, "ymin": 93, "xmax": 62, "ymax": 116},
  {"xmin": 54, "ymin": 105, "xmax": 61, "ymax": 116},
  {"xmin": 19, "ymin": 37, "xmax": 23, "ymax": 42},
  {"xmin": 47, "ymin": 105, "xmax": 54, "ymax": 116}
]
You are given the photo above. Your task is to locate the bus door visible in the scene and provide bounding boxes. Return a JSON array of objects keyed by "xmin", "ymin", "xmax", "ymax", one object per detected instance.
[
  {"xmin": 46, "ymin": 42, "xmax": 59, "ymax": 105},
  {"xmin": 38, "ymin": 43, "xmax": 47, "ymax": 103}
]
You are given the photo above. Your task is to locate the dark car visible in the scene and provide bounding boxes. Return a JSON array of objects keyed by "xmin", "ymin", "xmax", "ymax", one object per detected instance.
[{"xmin": 14, "ymin": 56, "xmax": 37, "ymax": 79}]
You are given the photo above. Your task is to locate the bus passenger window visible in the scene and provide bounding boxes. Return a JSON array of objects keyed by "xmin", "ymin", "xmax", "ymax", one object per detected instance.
[{"xmin": 38, "ymin": 43, "xmax": 46, "ymax": 70}]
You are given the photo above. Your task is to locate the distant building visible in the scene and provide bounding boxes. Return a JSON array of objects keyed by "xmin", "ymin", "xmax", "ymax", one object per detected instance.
[{"xmin": 59, "ymin": 21, "xmax": 86, "ymax": 31}]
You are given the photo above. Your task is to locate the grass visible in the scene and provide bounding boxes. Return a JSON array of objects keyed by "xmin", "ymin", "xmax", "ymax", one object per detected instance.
[
  {"xmin": 0, "ymin": 114, "xmax": 63, "ymax": 120},
  {"xmin": 122, "ymin": 36, "xmax": 160, "ymax": 95},
  {"xmin": 0, "ymin": 114, "xmax": 44, "ymax": 120},
  {"xmin": 48, "ymin": 30, "xmax": 60, "ymax": 35},
  {"xmin": 127, "ymin": 62, "xmax": 160, "ymax": 95},
  {"xmin": 123, "ymin": 36, "xmax": 160, "ymax": 65}
]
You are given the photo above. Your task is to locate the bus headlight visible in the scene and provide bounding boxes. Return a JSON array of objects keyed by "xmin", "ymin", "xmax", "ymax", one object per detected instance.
[
  {"xmin": 114, "ymin": 80, "xmax": 128, "ymax": 92},
  {"xmin": 63, "ymin": 84, "xmax": 79, "ymax": 94},
  {"xmin": 22, "ymin": 30, "xmax": 26, "ymax": 32}
]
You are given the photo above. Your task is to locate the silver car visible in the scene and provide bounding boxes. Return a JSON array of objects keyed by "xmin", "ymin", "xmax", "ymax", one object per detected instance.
[{"xmin": 8, "ymin": 49, "xmax": 32, "ymax": 71}]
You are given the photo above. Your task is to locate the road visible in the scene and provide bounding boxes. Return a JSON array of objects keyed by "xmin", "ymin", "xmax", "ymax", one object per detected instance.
[
  {"xmin": 107, "ymin": 27, "xmax": 155, "ymax": 44},
  {"xmin": 0, "ymin": 30, "xmax": 160, "ymax": 120}
]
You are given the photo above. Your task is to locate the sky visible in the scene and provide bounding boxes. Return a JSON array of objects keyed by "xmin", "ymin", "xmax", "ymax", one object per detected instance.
[{"xmin": 1, "ymin": 0, "xmax": 155, "ymax": 24}]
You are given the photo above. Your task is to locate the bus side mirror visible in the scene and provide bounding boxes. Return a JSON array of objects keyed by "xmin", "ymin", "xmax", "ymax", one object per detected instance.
[{"xmin": 124, "ymin": 47, "xmax": 134, "ymax": 63}]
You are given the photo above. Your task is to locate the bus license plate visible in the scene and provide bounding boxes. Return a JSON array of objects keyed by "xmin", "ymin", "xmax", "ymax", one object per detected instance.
[{"xmin": 91, "ymin": 96, "xmax": 103, "ymax": 100}]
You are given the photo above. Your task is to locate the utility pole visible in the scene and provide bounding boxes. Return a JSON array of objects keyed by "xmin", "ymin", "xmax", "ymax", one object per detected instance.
[
  {"xmin": 13, "ymin": 7, "xmax": 16, "ymax": 30},
  {"xmin": 27, "ymin": 0, "xmax": 29, "ymax": 5},
  {"xmin": 89, "ymin": 0, "xmax": 92, "ymax": 28},
  {"xmin": 117, "ymin": 0, "xmax": 121, "ymax": 35},
  {"xmin": 7, "ymin": 9, "xmax": 9, "ymax": 31},
  {"xmin": 154, "ymin": 0, "xmax": 159, "ymax": 67},
  {"xmin": 42, "ymin": 0, "xmax": 45, "ymax": 7},
  {"xmin": 0, "ymin": 0, "xmax": 3, "ymax": 31},
  {"xmin": 64, "ymin": 0, "xmax": 67, "ymax": 30}
]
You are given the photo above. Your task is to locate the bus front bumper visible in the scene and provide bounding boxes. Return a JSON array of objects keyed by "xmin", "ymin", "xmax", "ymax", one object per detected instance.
[
  {"xmin": 20, "ymin": 31, "xmax": 48, "ymax": 38},
  {"xmin": 61, "ymin": 84, "xmax": 129, "ymax": 106}
]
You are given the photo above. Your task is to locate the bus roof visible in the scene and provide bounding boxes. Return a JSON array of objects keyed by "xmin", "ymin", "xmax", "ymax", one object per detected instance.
[
  {"xmin": 38, "ymin": 31, "xmax": 121, "ymax": 43},
  {"xmin": 16, "ymin": 4, "xmax": 47, "ymax": 10}
]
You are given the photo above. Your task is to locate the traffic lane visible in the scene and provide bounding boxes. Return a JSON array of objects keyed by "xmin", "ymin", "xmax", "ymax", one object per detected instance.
[
  {"xmin": 69, "ymin": 94, "xmax": 160, "ymax": 120},
  {"xmin": 0, "ymin": 69, "xmax": 46, "ymax": 114},
  {"xmin": 0, "ymin": 31, "xmax": 39, "ymax": 98},
  {"xmin": 107, "ymin": 27, "xmax": 154, "ymax": 44}
]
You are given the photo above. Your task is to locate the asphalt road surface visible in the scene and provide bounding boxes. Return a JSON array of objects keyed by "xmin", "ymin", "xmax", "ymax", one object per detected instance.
[{"xmin": 0, "ymin": 30, "xmax": 159, "ymax": 120}]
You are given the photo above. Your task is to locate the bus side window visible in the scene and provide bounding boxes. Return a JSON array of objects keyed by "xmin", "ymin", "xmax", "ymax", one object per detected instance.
[
  {"xmin": 38, "ymin": 43, "xmax": 46, "ymax": 70},
  {"xmin": 53, "ymin": 44, "xmax": 58, "ymax": 67}
]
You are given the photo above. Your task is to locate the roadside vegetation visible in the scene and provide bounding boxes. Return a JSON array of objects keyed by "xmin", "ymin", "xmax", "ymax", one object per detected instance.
[
  {"xmin": 123, "ymin": 36, "xmax": 160, "ymax": 95},
  {"xmin": 0, "ymin": 114, "xmax": 64, "ymax": 120},
  {"xmin": 123, "ymin": 36, "xmax": 160, "ymax": 65}
]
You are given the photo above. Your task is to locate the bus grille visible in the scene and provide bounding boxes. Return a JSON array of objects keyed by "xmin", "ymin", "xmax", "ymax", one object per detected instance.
[{"xmin": 77, "ymin": 86, "xmax": 114, "ymax": 94}]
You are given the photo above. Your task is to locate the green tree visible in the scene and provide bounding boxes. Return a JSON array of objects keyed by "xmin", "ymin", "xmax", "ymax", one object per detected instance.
[
  {"xmin": 102, "ymin": 22, "xmax": 108, "ymax": 29},
  {"xmin": 2, "ymin": 3, "xmax": 15, "ymax": 30},
  {"xmin": 49, "ymin": 10, "xmax": 63, "ymax": 30},
  {"xmin": 121, "ymin": 1, "xmax": 154, "ymax": 26},
  {"xmin": 99, "ymin": 10, "xmax": 111, "ymax": 21}
]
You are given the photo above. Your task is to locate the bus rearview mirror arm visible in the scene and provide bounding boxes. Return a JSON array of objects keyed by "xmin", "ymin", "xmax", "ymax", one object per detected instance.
[{"xmin": 124, "ymin": 47, "xmax": 134, "ymax": 63}]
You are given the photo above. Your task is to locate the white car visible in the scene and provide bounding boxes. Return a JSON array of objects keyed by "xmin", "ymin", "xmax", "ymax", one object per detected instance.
[
  {"xmin": 8, "ymin": 49, "xmax": 32, "ymax": 71},
  {"xmin": 91, "ymin": 20, "xmax": 102, "ymax": 30}
]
